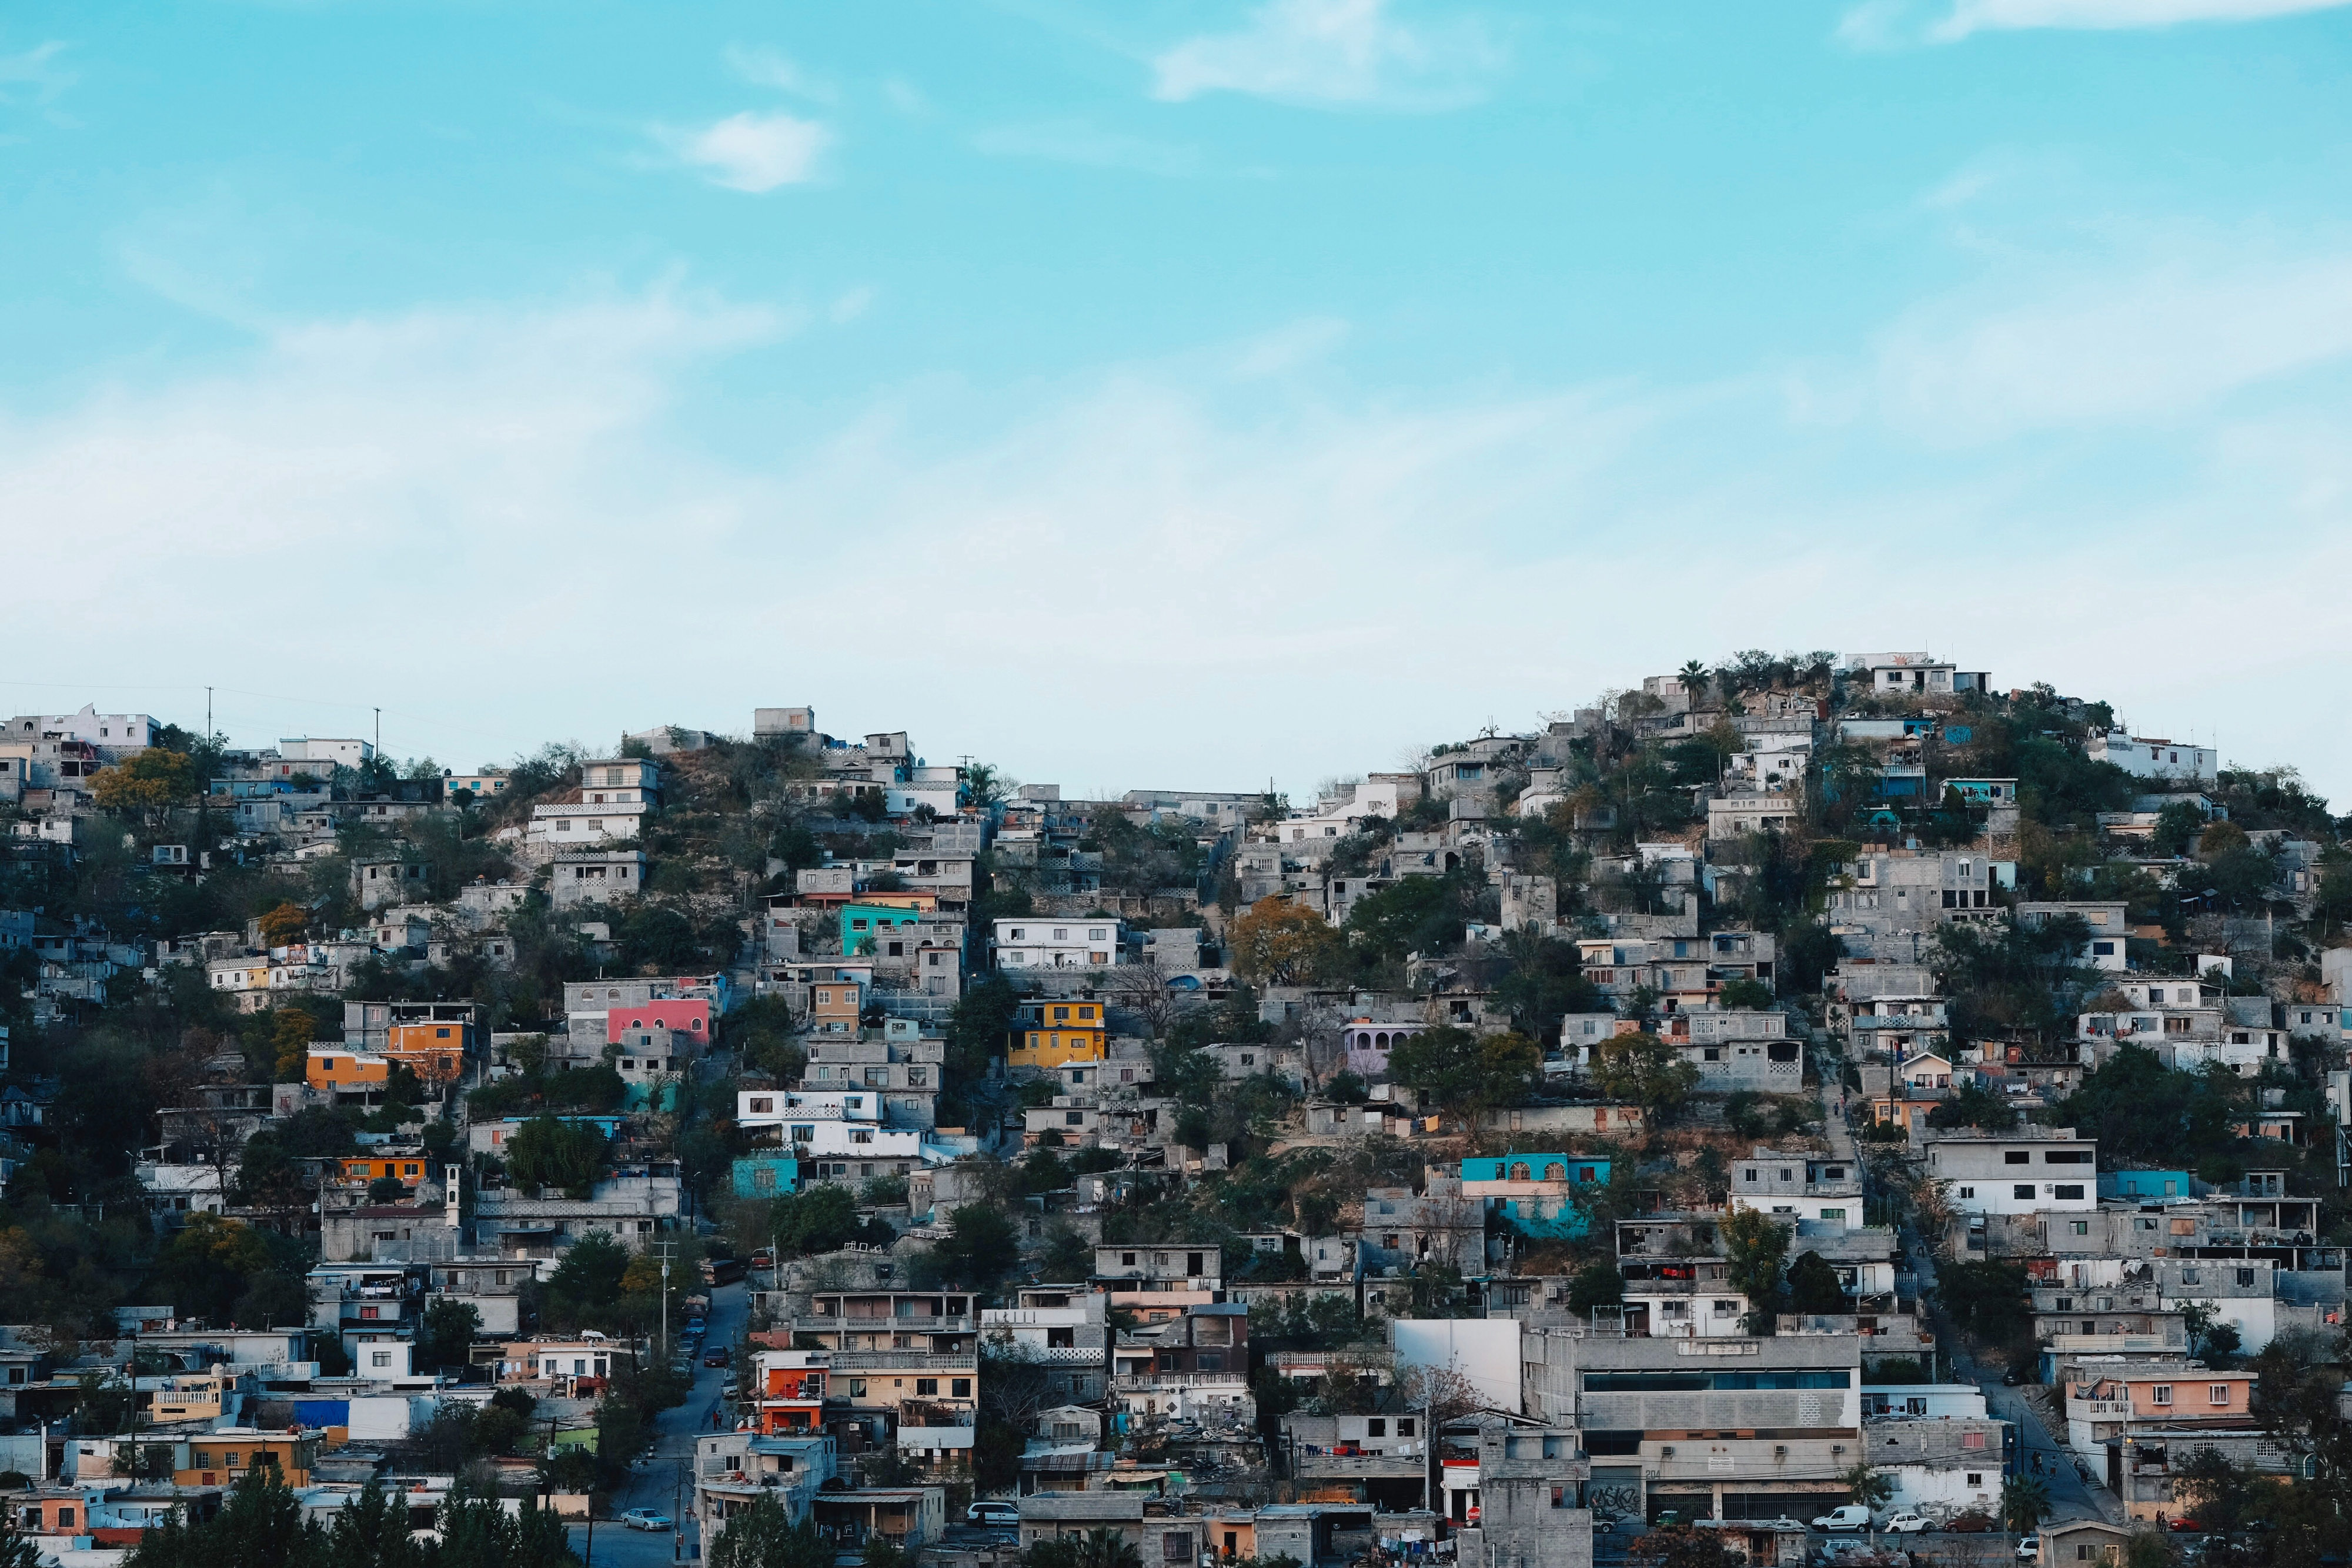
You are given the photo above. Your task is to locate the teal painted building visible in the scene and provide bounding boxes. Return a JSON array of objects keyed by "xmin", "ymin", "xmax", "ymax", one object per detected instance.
[
  {"xmin": 841, "ymin": 902, "xmax": 927, "ymax": 957},
  {"xmin": 1460, "ymin": 1155, "xmax": 1611, "ymax": 1241},
  {"xmin": 2100, "ymin": 1169, "xmax": 2191, "ymax": 1202},
  {"xmin": 732, "ymin": 1155, "xmax": 801, "ymax": 1199}
]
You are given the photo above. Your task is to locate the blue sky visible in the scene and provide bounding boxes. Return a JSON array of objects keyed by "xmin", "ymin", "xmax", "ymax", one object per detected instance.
[{"xmin": 4, "ymin": 0, "xmax": 2351, "ymax": 800}]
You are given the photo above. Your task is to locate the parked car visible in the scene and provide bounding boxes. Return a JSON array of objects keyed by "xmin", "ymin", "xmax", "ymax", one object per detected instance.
[
  {"xmin": 704, "ymin": 1348, "xmax": 730, "ymax": 1368},
  {"xmin": 1883, "ymin": 1513, "xmax": 1930, "ymax": 1534},
  {"xmin": 967, "ymin": 1502, "xmax": 1020, "ymax": 1527},
  {"xmin": 1946, "ymin": 1512, "xmax": 1997, "ymax": 1533},
  {"xmin": 1759, "ymin": 1519, "xmax": 1806, "ymax": 1532},
  {"xmin": 2018, "ymin": 1536, "xmax": 2042, "ymax": 1562},
  {"xmin": 2169, "ymin": 1519, "xmax": 2204, "ymax": 1534},
  {"xmin": 721, "ymin": 1380, "xmax": 740, "ymax": 1400},
  {"xmin": 1812, "ymin": 1507, "xmax": 1873, "ymax": 1533},
  {"xmin": 620, "ymin": 1511, "xmax": 673, "ymax": 1533}
]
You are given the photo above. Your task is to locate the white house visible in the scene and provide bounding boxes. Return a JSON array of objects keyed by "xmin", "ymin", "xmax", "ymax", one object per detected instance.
[
  {"xmin": 2087, "ymin": 732, "xmax": 2219, "ymax": 784},
  {"xmin": 1925, "ymin": 1131, "xmax": 2099, "ymax": 1216},
  {"xmin": 279, "ymin": 737, "xmax": 375, "ymax": 768},
  {"xmin": 1851, "ymin": 653, "xmax": 1993, "ymax": 696},
  {"xmin": 994, "ymin": 917, "xmax": 1120, "ymax": 970},
  {"xmin": 527, "ymin": 800, "xmax": 649, "ymax": 852},
  {"xmin": 4, "ymin": 705, "xmax": 161, "ymax": 753}
]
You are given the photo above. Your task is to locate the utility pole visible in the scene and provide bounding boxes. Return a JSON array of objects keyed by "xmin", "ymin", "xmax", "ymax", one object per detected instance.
[
  {"xmin": 657, "ymin": 1241, "xmax": 676, "ymax": 1370},
  {"xmin": 205, "ymin": 687, "xmax": 213, "ymax": 743},
  {"xmin": 374, "ymin": 707, "xmax": 381, "ymax": 758}
]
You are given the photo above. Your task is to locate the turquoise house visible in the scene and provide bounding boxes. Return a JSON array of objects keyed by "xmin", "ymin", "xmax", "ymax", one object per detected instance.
[
  {"xmin": 1459, "ymin": 1155, "xmax": 1611, "ymax": 1241},
  {"xmin": 2100, "ymin": 1170, "xmax": 2191, "ymax": 1202},
  {"xmin": 840, "ymin": 902, "xmax": 927, "ymax": 957},
  {"xmin": 732, "ymin": 1155, "xmax": 801, "ymax": 1199}
]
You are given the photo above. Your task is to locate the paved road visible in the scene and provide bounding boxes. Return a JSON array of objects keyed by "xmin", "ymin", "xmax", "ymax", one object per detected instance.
[
  {"xmin": 1901, "ymin": 1230, "xmax": 2120, "ymax": 1528},
  {"xmin": 566, "ymin": 1281, "xmax": 748, "ymax": 1568}
]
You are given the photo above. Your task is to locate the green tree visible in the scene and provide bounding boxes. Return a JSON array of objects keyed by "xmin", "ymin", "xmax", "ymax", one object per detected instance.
[
  {"xmin": 927, "ymin": 1205, "xmax": 1021, "ymax": 1294},
  {"xmin": 1591, "ymin": 1032, "xmax": 1700, "ymax": 1124},
  {"xmin": 1716, "ymin": 977, "xmax": 1773, "ymax": 1009},
  {"xmin": 1786, "ymin": 1251, "xmax": 1847, "ymax": 1315},
  {"xmin": 1938, "ymin": 1259, "xmax": 2034, "ymax": 1351},
  {"xmin": 707, "ymin": 1497, "xmax": 833, "ymax": 1568},
  {"xmin": 1840, "ymin": 1461, "xmax": 1895, "ymax": 1510},
  {"xmin": 1720, "ymin": 1208, "xmax": 1789, "ymax": 1316},
  {"xmin": 415, "ymin": 1297, "xmax": 482, "ymax": 1376},
  {"xmin": 2001, "ymin": 1474, "xmax": 2050, "ymax": 1535},
  {"xmin": 126, "ymin": 1466, "xmax": 326, "ymax": 1568},
  {"xmin": 1566, "ymin": 1262, "xmax": 1624, "ymax": 1316},
  {"xmin": 1074, "ymin": 1529, "xmax": 1142, "ymax": 1568},
  {"xmin": 1491, "ymin": 929, "xmax": 1602, "ymax": 1044},
  {"xmin": 505, "ymin": 1116, "xmax": 606, "ymax": 1198},
  {"xmin": 542, "ymin": 1231, "xmax": 630, "ymax": 1328},
  {"xmin": 1385, "ymin": 1027, "xmax": 1541, "ymax": 1118}
]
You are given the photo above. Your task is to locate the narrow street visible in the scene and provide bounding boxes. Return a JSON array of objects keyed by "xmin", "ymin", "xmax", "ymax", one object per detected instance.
[
  {"xmin": 1819, "ymin": 1038, "xmax": 2123, "ymax": 1529},
  {"xmin": 564, "ymin": 1280, "xmax": 748, "ymax": 1568}
]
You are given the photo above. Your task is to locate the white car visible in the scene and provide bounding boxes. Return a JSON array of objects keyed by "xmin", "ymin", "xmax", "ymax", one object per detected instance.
[
  {"xmin": 620, "ymin": 1510, "xmax": 673, "ymax": 1532},
  {"xmin": 1812, "ymin": 1507, "xmax": 1874, "ymax": 1533},
  {"xmin": 2019, "ymin": 1537, "xmax": 2042, "ymax": 1562},
  {"xmin": 1883, "ymin": 1513, "xmax": 1930, "ymax": 1534},
  {"xmin": 967, "ymin": 1501, "xmax": 1021, "ymax": 1527}
]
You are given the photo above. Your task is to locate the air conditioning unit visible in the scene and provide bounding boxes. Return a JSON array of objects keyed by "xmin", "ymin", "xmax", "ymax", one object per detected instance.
[{"xmin": 1661, "ymin": 1446, "xmax": 1675, "ymax": 1458}]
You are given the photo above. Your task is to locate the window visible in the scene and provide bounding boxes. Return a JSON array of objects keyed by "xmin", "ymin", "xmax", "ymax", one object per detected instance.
[
  {"xmin": 2010, "ymin": 1184, "xmax": 2033, "ymax": 1199},
  {"xmin": 2209, "ymin": 1385, "xmax": 2230, "ymax": 1406},
  {"xmin": 2054, "ymin": 1185, "xmax": 2086, "ymax": 1200},
  {"xmin": 1552, "ymin": 1486, "xmax": 1573, "ymax": 1509},
  {"xmin": 2004, "ymin": 1151, "xmax": 2030, "ymax": 1165},
  {"xmin": 953, "ymin": 1378, "xmax": 971, "ymax": 1398},
  {"xmin": 2151, "ymin": 1385, "xmax": 2174, "ymax": 1406},
  {"xmin": 1966, "ymin": 1473, "xmax": 1983, "ymax": 1488},
  {"xmin": 1959, "ymin": 1186, "xmax": 1975, "ymax": 1198},
  {"xmin": 1962, "ymin": 1430, "xmax": 1987, "ymax": 1449},
  {"xmin": 1398, "ymin": 1419, "xmax": 1415, "ymax": 1437},
  {"xmin": 1368, "ymin": 1419, "xmax": 1387, "ymax": 1437},
  {"xmin": 915, "ymin": 1378, "xmax": 938, "ymax": 1395},
  {"xmin": 2072, "ymin": 1221, "xmax": 2090, "ymax": 1235}
]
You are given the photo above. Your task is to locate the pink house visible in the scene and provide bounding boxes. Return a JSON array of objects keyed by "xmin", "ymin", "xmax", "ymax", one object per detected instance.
[{"xmin": 607, "ymin": 998, "xmax": 711, "ymax": 1045}]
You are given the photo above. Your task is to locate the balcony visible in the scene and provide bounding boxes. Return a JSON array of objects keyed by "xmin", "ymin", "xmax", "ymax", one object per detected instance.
[
  {"xmin": 825, "ymin": 1350, "xmax": 979, "ymax": 1372},
  {"xmin": 800, "ymin": 1314, "xmax": 972, "ymax": 1334},
  {"xmin": 1295, "ymin": 1451, "xmax": 1428, "ymax": 1481},
  {"xmin": 1111, "ymin": 1372, "xmax": 1251, "ymax": 1391}
]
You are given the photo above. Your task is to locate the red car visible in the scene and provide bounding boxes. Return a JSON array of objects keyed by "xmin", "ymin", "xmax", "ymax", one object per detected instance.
[{"xmin": 2169, "ymin": 1519, "xmax": 2201, "ymax": 1534}]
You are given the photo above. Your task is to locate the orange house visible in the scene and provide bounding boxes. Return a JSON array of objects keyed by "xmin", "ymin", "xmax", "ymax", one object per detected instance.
[
  {"xmin": 812, "ymin": 982, "xmax": 863, "ymax": 1037},
  {"xmin": 385, "ymin": 1019, "xmax": 471, "ymax": 1084},
  {"xmin": 753, "ymin": 1352, "xmax": 827, "ymax": 1433},
  {"xmin": 335, "ymin": 1154, "xmax": 430, "ymax": 1189},
  {"xmin": 307, "ymin": 1049, "xmax": 391, "ymax": 1092}
]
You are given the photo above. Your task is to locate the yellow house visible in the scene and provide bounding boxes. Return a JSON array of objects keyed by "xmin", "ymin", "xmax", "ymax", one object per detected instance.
[
  {"xmin": 176, "ymin": 1430, "xmax": 315, "ymax": 1489},
  {"xmin": 306, "ymin": 1048, "xmax": 392, "ymax": 1092},
  {"xmin": 1010, "ymin": 1001, "xmax": 1108, "ymax": 1069}
]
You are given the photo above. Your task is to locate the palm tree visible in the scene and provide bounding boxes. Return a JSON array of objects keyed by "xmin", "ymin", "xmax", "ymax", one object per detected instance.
[
  {"xmin": 2002, "ymin": 1474, "xmax": 2050, "ymax": 1536},
  {"xmin": 1679, "ymin": 660, "xmax": 1710, "ymax": 706},
  {"xmin": 961, "ymin": 762, "xmax": 1014, "ymax": 810},
  {"xmin": 1077, "ymin": 1528, "xmax": 1144, "ymax": 1568}
]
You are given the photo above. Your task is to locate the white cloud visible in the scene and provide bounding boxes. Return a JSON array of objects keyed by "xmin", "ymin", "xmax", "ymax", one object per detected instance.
[
  {"xmin": 1869, "ymin": 252, "xmax": 2352, "ymax": 440},
  {"xmin": 5, "ymin": 263, "xmax": 2351, "ymax": 800},
  {"xmin": 654, "ymin": 111, "xmax": 829, "ymax": 192},
  {"xmin": 1840, "ymin": 0, "xmax": 2351, "ymax": 46},
  {"xmin": 971, "ymin": 120, "xmax": 1204, "ymax": 177},
  {"xmin": 0, "ymin": 39, "xmax": 75, "ymax": 105},
  {"xmin": 722, "ymin": 45, "xmax": 837, "ymax": 103},
  {"xmin": 1151, "ymin": 0, "xmax": 1504, "ymax": 109}
]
